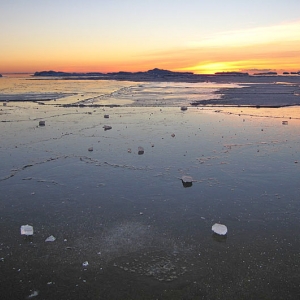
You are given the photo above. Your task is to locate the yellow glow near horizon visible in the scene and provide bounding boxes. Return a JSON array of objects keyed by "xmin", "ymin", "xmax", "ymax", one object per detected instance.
[
  {"xmin": 181, "ymin": 62, "xmax": 238, "ymax": 74},
  {"xmin": 180, "ymin": 57, "xmax": 300, "ymax": 75},
  {"xmin": 175, "ymin": 22, "xmax": 300, "ymax": 74}
]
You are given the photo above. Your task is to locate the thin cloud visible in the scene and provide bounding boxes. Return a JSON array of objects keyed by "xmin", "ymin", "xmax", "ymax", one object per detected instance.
[{"xmin": 187, "ymin": 21, "xmax": 300, "ymax": 48}]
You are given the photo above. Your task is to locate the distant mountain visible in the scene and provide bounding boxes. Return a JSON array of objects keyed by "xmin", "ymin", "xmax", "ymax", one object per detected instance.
[
  {"xmin": 33, "ymin": 70, "xmax": 104, "ymax": 77},
  {"xmin": 145, "ymin": 68, "xmax": 193, "ymax": 76},
  {"xmin": 33, "ymin": 68, "xmax": 296, "ymax": 84},
  {"xmin": 33, "ymin": 68, "xmax": 193, "ymax": 78}
]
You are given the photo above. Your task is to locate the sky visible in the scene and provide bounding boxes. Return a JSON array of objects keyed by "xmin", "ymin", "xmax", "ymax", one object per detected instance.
[{"xmin": 1, "ymin": 0, "xmax": 300, "ymax": 74}]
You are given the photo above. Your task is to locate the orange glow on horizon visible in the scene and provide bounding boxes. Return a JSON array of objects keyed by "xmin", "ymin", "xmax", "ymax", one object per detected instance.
[{"xmin": 1, "ymin": 24, "xmax": 300, "ymax": 75}]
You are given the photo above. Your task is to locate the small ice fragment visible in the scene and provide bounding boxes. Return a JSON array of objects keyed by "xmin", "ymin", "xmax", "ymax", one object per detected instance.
[
  {"xmin": 27, "ymin": 290, "xmax": 39, "ymax": 298},
  {"xmin": 181, "ymin": 106, "xmax": 187, "ymax": 111},
  {"xmin": 45, "ymin": 235, "xmax": 56, "ymax": 242},
  {"xmin": 82, "ymin": 261, "xmax": 89, "ymax": 267},
  {"xmin": 103, "ymin": 125, "xmax": 112, "ymax": 131},
  {"xmin": 20, "ymin": 225, "xmax": 33, "ymax": 236},
  {"xmin": 3, "ymin": 102, "xmax": 7, "ymax": 106},
  {"xmin": 138, "ymin": 146, "xmax": 144, "ymax": 155},
  {"xmin": 282, "ymin": 121, "xmax": 288, "ymax": 125},
  {"xmin": 127, "ymin": 148, "xmax": 132, "ymax": 153},
  {"xmin": 39, "ymin": 120, "xmax": 45, "ymax": 126},
  {"xmin": 212, "ymin": 223, "xmax": 228, "ymax": 235},
  {"xmin": 88, "ymin": 147, "xmax": 93, "ymax": 152},
  {"xmin": 104, "ymin": 114, "xmax": 109, "ymax": 118},
  {"xmin": 171, "ymin": 133, "xmax": 175, "ymax": 137},
  {"xmin": 181, "ymin": 175, "xmax": 193, "ymax": 187}
]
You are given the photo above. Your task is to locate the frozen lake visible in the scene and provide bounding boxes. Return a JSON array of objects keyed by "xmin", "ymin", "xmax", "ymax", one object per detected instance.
[{"xmin": 0, "ymin": 75, "xmax": 300, "ymax": 299}]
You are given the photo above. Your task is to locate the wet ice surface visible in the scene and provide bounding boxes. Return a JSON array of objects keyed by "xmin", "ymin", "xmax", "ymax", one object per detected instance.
[
  {"xmin": 192, "ymin": 82, "xmax": 300, "ymax": 107},
  {"xmin": 1, "ymin": 77, "xmax": 300, "ymax": 299},
  {"xmin": 0, "ymin": 75, "xmax": 237, "ymax": 107}
]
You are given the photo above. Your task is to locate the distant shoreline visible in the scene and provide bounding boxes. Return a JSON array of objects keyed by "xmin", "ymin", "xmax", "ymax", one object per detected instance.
[{"xmin": 32, "ymin": 68, "xmax": 300, "ymax": 84}]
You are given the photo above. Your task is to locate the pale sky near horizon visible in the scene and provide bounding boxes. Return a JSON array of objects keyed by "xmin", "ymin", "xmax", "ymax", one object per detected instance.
[{"xmin": 1, "ymin": 0, "xmax": 300, "ymax": 74}]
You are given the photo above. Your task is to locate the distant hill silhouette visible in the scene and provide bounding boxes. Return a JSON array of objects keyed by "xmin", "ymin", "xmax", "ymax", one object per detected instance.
[
  {"xmin": 33, "ymin": 68, "xmax": 300, "ymax": 83},
  {"xmin": 34, "ymin": 68, "xmax": 193, "ymax": 77}
]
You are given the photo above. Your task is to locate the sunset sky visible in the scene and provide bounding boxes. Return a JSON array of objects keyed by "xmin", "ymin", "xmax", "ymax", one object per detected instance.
[{"xmin": 1, "ymin": 0, "xmax": 300, "ymax": 74}]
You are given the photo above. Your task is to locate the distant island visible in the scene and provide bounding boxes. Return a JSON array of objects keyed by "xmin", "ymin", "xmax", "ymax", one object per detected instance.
[
  {"xmin": 34, "ymin": 68, "xmax": 208, "ymax": 83},
  {"xmin": 33, "ymin": 68, "xmax": 300, "ymax": 83},
  {"xmin": 34, "ymin": 68, "xmax": 193, "ymax": 79}
]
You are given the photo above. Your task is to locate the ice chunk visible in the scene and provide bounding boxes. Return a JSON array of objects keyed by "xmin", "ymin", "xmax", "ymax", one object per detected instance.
[
  {"xmin": 104, "ymin": 114, "xmax": 109, "ymax": 118},
  {"xmin": 27, "ymin": 290, "xmax": 39, "ymax": 298},
  {"xmin": 138, "ymin": 146, "xmax": 144, "ymax": 155},
  {"xmin": 88, "ymin": 147, "xmax": 93, "ymax": 152},
  {"xmin": 171, "ymin": 133, "xmax": 175, "ymax": 137},
  {"xmin": 82, "ymin": 261, "xmax": 89, "ymax": 267},
  {"xmin": 39, "ymin": 120, "xmax": 45, "ymax": 126},
  {"xmin": 181, "ymin": 175, "xmax": 193, "ymax": 182},
  {"xmin": 181, "ymin": 106, "xmax": 187, "ymax": 111},
  {"xmin": 45, "ymin": 235, "xmax": 56, "ymax": 242},
  {"xmin": 20, "ymin": 225, "xmax": 33, "ymax": 236},
  {"xmin": 103, "ymin": 125, "xmax": 112, "ymax": 131},
  {"xmin": 212, "ymin": 223, "xmax": 228, "ymax": 235},
  {"xmin": 181, "ymin": 175, "xmax": 193, "ymax": 187}
]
